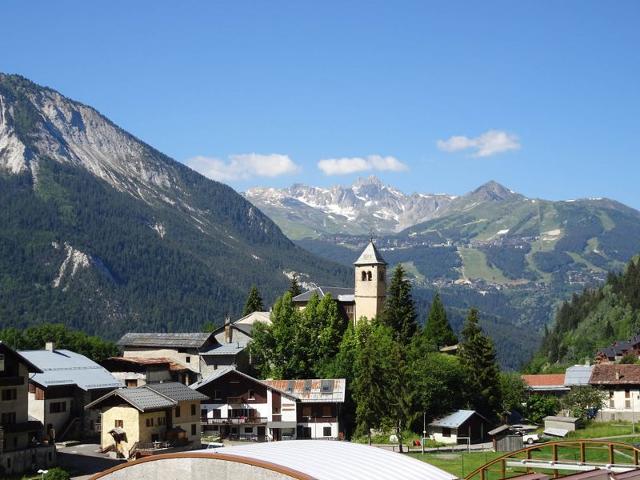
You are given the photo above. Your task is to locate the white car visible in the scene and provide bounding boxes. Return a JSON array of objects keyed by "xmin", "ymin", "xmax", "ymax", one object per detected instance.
[{"xmin": 521, "ymin": 433, "xmax": 540, "ymax": 445}]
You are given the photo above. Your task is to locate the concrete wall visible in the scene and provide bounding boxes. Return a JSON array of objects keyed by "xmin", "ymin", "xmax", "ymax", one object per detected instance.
[
  {"xmin": 95, "ymin": 456, "xmax": 298, "ymax": 480},
  {"xmin": 0, "ymin": 445, "xmax": 56, "ymax": 476}
]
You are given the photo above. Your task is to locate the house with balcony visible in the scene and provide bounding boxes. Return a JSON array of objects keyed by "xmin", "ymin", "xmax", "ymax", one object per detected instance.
[
  {"xmin": 0, "ymin": 342, "xmax": 56, "ymax": 476},
  {"xmin": 191, "ymin": 367, "xmax": 345, "ymax": 442},
  {"xmin": 589, "ymin": 364, "xmax": 640, "ymax": 421},
  {"xmin": 85, "ymin": 381, "xmax": 208, "ymax": 459},
  {"xmin": 20, "ymin": 342, "xmax": 122, "ymax": 442}
]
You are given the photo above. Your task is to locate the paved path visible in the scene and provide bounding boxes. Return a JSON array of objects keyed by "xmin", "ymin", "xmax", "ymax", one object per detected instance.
[{"xmin": 56, "ymin": 443, "xmax": 125, "ymax": 480}]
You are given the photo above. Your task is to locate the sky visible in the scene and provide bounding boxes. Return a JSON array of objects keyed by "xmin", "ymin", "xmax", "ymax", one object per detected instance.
[{"xmin": 3, "ymin": 1, "xmax": 640, "ymax": 207}]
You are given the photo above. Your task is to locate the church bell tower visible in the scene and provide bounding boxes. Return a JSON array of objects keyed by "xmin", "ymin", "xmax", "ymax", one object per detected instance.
[{"xmin": 354, "ymin": 240, "xmax": 387, "ymax": 322}]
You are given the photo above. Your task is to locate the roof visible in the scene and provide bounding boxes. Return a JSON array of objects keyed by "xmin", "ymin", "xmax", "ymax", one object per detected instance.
[
  {"xmin": 544, "ymin": 427, "xmax": 569, "ymax": 437},
  {"xmin": 596, "ymin": 335, "xmax": 640, "ymax": 358},
  {"xmin": 590, "ymin": 364, "xmax": 640, "ymax": 384},
  {"xmin": 196, "ymin": 440, "xmax": 456, "ymax": 480},
  {"xmin": 117, "ymin": 332, "xmax": 213, "ymax": 349},
  {"xmin": 430, "ymin": 410, "xmax": 488, "ymax": 428},
  {"xmin": 103, "ymin": 356, "xmax": 189, "ymax": 372},
  {"xmin": 292, "ymin": 286, "xmax": 355, "ymax": 303},
  {"xmin": 353, "ymin": 240, "xmax": 387, "ymax": 266},
  {"xmin": 544, "ymin": 416, "xmax": 579, "ymax": 423},
  {"xmin": 86, "ymin": 381, "xmax": 207, "ymax": 412},
  {"xmin": 522, "ymin": 374, "xmax": 569, "ymax": 391},
  {"xmin": 488, "ymin": 425, "xmax": 511, "ymax": 436},
  {"xmin": 199, "ymin": 343, "xmax": 247, "ymax": 357},
  {"xmin": 263, "ymin": 379, "xmax": 346, "ymax": 403},
  {"xmin": 234, "ymin": 311, "xmax": 271, "ymax": 327},
  {"xmin": 565, "ymin": 365, "xmax": 594, "ymax": 386},
  {"xmin": 19, "ymin": 349, "xmax": 121, "ymax": 391},
  {"xmin": 191, "ymin": 367, "xmax": 298, "ymax": 401},
  {"xmin": 0, "ymin": 342, "xmax": 43, "ymax": 374}
]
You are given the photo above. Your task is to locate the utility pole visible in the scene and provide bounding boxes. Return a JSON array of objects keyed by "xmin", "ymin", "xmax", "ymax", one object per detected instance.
[{"xmin": 422, "ymin": 411, "xmax": 426, "ymax": 454}]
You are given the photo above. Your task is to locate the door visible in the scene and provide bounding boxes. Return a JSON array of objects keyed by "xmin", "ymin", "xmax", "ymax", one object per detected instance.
[
  {"xmin": 258, "ymin": 426, "xmax": 266, "ymax": 442},
  {"xmin": 272, "ymin": 428, "xmax": 281, "ymax": 441}
]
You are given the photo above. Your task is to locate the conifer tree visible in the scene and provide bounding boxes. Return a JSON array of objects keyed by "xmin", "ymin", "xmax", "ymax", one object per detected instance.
[
  {"xmin": 459, "ymin": 308, "xmax": 502, "ymax": 420},
  {"xmin": 424, "ymin": 293, "xmax": 458, "ymax": 348},
  {"xmin": 243, "ymin": 285, "xmax": 264, "ymax": 316},
  {"xmin": 289, "ymin": 276, "xmax": 303, "ymax": 297},
  {"xmin": 381, "ymin": 265, "xmax": 418, "ymax": 343}
]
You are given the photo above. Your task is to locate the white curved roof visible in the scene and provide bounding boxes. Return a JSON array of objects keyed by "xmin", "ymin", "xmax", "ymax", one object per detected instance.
[{"xmin": 196, "ymin": 440, "xmax": 456, "ymax": 480}]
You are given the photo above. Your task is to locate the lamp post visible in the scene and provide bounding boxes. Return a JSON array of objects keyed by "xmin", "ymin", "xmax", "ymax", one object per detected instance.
[
  {"xmin": 37, "ymin": 469, "xmax": 48, "ymax": 480},
  {"xmin": 422, "ymin": 411, "xmax": 426, "ymax": 454}
]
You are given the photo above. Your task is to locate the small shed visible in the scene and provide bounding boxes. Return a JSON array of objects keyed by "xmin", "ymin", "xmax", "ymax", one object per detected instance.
[
  {"xmin": 488, "ymin": 425, "xmax": 523, "ymax": 452},
  {"xmin": 428, "ymin": 410, "xmax": 491, "ymax": 445},
  {"xmin": 543, "ymin": 416, "xmax": 579, "ymax": 435}
]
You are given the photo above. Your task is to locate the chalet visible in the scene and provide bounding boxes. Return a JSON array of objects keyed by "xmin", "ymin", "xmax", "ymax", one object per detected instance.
[
  {"xmin": 595, "ymin": 335, "xmax": 640, "ymax": 364},
  {"xmin": 86, "ymin": 382, "xmax": 208, "ymax": 459},
  {"xmin": 293, "ymin": 240, "xmax": 387, "ymax": 324},
  {"xmin": 589, "ymin": 364, "xmax": 640, "ymax": 421},
  {"xmin": 20, "ymin": 343, "xmax": 122, "ymax": 442},
  {"xmin": 101, "ymin": 356, "xmax": 192, "ymax": 388},
  {"xmin": 192, "ymin": 367, "xmax": 346, "ymax": 442},
  {"xmin": 521, "ymin": 374, "xmax": 569, "ymax": 394},
  {"xmin": 428, "ymin": 410, "xmax": 492, "ymax": 445},
  {"xmin": 0, "ymin": 342, "xmax": 56, "ymax": 476}
]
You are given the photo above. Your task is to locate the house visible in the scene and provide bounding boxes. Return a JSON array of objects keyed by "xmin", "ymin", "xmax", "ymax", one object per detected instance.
[
  {"xmin": 192, "ymin": 367, "xmax": 346, "ymax": 442},
  {"xmin": 117, "ymin": 332, "xmax": 216, "ymax": 382},
  {"xmin": 85, "ymin": 382, "xmax": 208, "ymax": 459},
  {"xmin": 0, "ymin": 342, "xmax": 56, "ymax": 476},
  {"xmin": 198, "ymin": 311, "xmax": 271, "ymax": 376},
  {"xmin": 428, "ymin": 410, "xmax": 492, "ymax": 445},
  {"xmin": 20, "ymin": 343, "xmax": 122, "ymax": 442},
  {"xmin": 293, "ymin": 240, "xmax": 387, "ymax": 323},
  {"xmin": 589, "ymin": 364, "xmax": 640, "ymax": 421},
  {"xmin": 101, "ymin": 356, "xmax": 193, "ymax": 388},
  {"xmin": 522, "ymin": 374, "xmax": 570, "ymax": 394},
  {"xmin": 595, "ymin": 335, "xmax": 640, "ymax": 364}
]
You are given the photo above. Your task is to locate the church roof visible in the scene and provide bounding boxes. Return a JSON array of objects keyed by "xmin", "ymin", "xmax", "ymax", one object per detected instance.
[
  {"xmin": 354, "ymin": 241, "xmax": 387, "ymax": 266},
  {"xmin": 293, "ymin": 286, "xmax": 354, "ymax": 303}
]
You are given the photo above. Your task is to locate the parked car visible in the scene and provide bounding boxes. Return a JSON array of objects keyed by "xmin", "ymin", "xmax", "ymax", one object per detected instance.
[{"xmin": 521, "ymin": 432, "xmax": 540, "ymax": 445}]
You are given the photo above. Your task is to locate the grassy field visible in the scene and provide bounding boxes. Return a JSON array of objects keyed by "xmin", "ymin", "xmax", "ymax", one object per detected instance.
[
  {"xmin": 411, "ymin": 451, "xmax": 504, "ymax": 479},
  {"xmin": 459, "ymin": 247, "xmax": 510, "ymax": 284}
]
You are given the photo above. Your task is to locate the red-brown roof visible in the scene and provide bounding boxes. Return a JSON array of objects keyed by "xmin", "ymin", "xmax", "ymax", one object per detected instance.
[
  {"xmin": 590, "ymin": 364, "xmax": 640, "ymax": 384},
  {"xmin": 521, "ymin": 374, "xmax": 566, "ymax": 387},
  {"xmin": 105, "ymin": 356, "xmax": 189, "ymax": 372}
]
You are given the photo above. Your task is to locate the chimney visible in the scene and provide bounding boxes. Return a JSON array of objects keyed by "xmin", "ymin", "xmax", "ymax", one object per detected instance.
[
  {"xmin": 616, "ymin": 370, "xmax": 621, "ymax": 381},
  {"xmin": 45, "ymin": 342, "xmax": 55, "ymax": 352},
  {"xmin": 224, "ymin": 315, "xmax": 232, "ymax": 344}
]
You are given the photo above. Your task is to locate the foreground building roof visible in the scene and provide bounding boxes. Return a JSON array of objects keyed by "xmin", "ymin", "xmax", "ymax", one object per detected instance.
[
  {"xmin": 429, "ymin": 409, "xmax": 488, "ymax": 428},
  {"xmin": 117, "ymin": 332, "xmax": 213, "ymax": 349},
  {"xmin": 20, "ymin": 348, "xmax": 121, "ymax": 391},
  {"xmin": 91, "ymin": 440, "xmax": 456, "ymax": 480}
]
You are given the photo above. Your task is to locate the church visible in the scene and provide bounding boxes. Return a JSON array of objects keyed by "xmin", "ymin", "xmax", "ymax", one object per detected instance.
[{"xmin": 292, "ymin": 240, "xmax": 387, "ymax": 323}]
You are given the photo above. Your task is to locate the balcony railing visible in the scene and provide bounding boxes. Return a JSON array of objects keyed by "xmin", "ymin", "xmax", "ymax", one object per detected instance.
[
  {"xmin": 201, "ymin": 416, "xmax": 268, "ymax": 425},
  {"xmin": 299, "ymin": 416, "xmax": 337, "ymax": 423}
]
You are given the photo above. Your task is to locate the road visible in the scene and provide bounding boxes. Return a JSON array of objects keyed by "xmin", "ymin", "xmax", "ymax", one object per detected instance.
[{"xmin": 56, "ymin": 443, "xmax": 125, "ymax": 480}]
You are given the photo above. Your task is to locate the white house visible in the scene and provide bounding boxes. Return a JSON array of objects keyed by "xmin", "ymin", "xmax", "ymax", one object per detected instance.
[
  {"xmin": 428, "ymin": 410, "xmax": 491, "ymax": 445},
  {"xmin": 590, "ymin": 364, "xmax": 640, "ymax": 421}
]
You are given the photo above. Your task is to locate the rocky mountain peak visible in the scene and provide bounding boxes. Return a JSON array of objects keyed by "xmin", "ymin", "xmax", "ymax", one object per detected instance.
[{"xmin": 468, "ymin": 180, "xmax": 520, "ymax": 202}]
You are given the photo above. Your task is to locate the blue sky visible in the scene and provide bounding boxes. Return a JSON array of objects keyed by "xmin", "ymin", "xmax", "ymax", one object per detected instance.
[{"xmin": 3, "ymin": 1, "xmax": 639, "ymax": 207}]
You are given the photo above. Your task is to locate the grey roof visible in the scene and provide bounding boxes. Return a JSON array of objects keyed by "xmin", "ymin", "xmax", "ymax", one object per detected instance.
[
  {"xmin": 264, "ymin": 379, "xmax": 347, "ymax": 403},
  {"xmin": 353, "ymin": 241, "xmax": 387, "ymax": 266},
  {"xmin": 293, "ymin": 286, "xmax": 355, "ymax": 303},
  {"xmin": 117, "ymin": 332, "xmax": 213, "ymax": 349},
  {"xmin": 191, "ymin": 366, "xmax": 236, "ymax": 389},
  {"xmin": 87, "ymin": 381, "xmax": 207, "ymax": 412},
  {"xmin": 19, "ymin": 349, "xmax": 122, "ymax": 391},
  {"xmin": 564, "ymin": 365, "xmax": 594, "ymax": 386},
  {"xmin": 200, "ymin": 343, "xmax": 247, "ymax": 356},
  {"xmin": 430, "ymin": 410, "xmax": 487, "ymax": 428},
  {"xmin": 544, "ymin": 415, "xmax": 579, "ymax": 423}
]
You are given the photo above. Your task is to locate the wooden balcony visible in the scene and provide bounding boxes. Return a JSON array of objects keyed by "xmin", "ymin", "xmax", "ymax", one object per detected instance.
[
  {"xmin": 227, "ymin": 396, "xmax": 246, "ymax": 404},
  {"xmin": 201, "ymin": 416, "xmax": 268, "ymax": 425}
]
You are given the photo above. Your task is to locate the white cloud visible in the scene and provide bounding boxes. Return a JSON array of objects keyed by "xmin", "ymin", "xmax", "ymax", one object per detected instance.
[
  {"xmin": 185, "ymin": 153, "xmax": 300, "ymax": 182},
  {"xmin": 437, "ymin": 130, "xmax": 521, "ymax": 157},
  {"xmin": 317, "ymin": 155, "xmax": 408, "ymax": 176}
]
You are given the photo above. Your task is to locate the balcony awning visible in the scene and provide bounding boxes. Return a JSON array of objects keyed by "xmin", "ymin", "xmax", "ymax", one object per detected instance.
[{"xmin": 267, "ymin": 421, "xmax": 297, "ymax": 429}]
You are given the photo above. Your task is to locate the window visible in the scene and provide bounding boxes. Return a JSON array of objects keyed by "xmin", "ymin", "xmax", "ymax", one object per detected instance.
[
  {"xmin": 302, "ymin": 405, "xmax": 312, "ymax": 417},
  {"xmin": 0, "ymin": 353, "xmax": 4, "ymax": 372},
  {"xmin": 442, "ymin": 427, "xmax": 451, "ymax": 438},
  {"xmin": 1, "ymin": 389, "xmax": 17, "ymax": 401},
  {"xmin": 248, "ymin": 389, "xmax": 255, "ymax": 400},
  {"xmin": 185, "ymin": 356, "xmax": 191, "ymax": 363},
  {"xmin": 157, "ymin": 417, "xmax": 166, "ymax": 426},
  {"xmin": 126, "ymin": 379, "xmax": 137, "ymax": 388},
  {"xmin": 49, "ymin": 401, "xmax": 66, "ymax": 414},
  {"xmin": 191, "ymin": 424, "xmax": 197, "ymax": 436},
  {"xmin": 175, "ymin": 406, "xmax": 181, "ymax": 418},
  {"xmin": 146, "ymin": 418, "xmax": 154, "ymax": 427},
  {"xmin": 361, "ymin": 271, "xmax": 367, "ymax": 281},
  {"xmin": 191, "ymin": 403, "xmax": 196, "ymax": 416},
  {"xmin": 323, "ymin": 427, "xmax": 332, "ymax": 437},
  {"xmin": 609, "ymin": 391, "xmax": 615, "ymax": 409},
  {"xmin": 322, "ymin": 405, "xmax": 332, "ymax": 417},
  {"xmin": 626, "ymin": 399, "xmax": 632, "ymax": 409},
  {"xmin": 626, "ymin": 389, "xmax": 631, "ymax": 398},
  {"xmin": 1, "ymin": 412, "xmax": 16, "ymax": 424},
  {"xmin": 115, "ymin": 419, "xmax": 123, "ymax": 428},
  {"xmin": 245, "ymin": 427, "xmax": 253, "ymax": 433}
]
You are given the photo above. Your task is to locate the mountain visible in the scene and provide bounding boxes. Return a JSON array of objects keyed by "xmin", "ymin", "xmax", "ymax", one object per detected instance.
[
  {"xmin": 245, "ymin": 175, "xmax": 456, "ymax": 237},
  {"xmin": 247, "ymin": 176, "xmax": 640, "ymax": 368},
  {"xmin": 529, "ymin": 256, "xmax": 640, "ymax": 371},
  {"xmin": 0, "ymin": 73, "xmax": 350, "ymax": 337}
]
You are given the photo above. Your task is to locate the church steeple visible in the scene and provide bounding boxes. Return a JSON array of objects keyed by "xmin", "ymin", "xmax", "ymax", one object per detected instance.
[{"xmin": 353, "ymin": 240, "xmax": 387, "ymax": 323}]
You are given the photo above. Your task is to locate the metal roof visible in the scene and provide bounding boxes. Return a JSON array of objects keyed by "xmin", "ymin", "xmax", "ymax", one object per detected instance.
[
  {"xmin": 19, "ymin": 349, "xmax": 122, "ymax": 391},
  {"xmin": 195, "ymin": 440, "xmax": 456, "ymax": 480},
  {"xmin": 199, "ymin": 343, "xmax": 247, "ymax": 356},
  {"xmin": 353, "ymin": 241, "xmax": 387, "ymax": 266},
  {"xmin": 264, "ymin": 378, "xmax": 346, "ymax": 403},
  {"xmin": 429, "ymin": 409, "xmax": 485, "ymax": 428},
  {"xmin": 564, "ymin": 365, "xmax": 594, "ymax": 386},
  {"xmin": 292, "ymin": 286, "xmax": 355, "ymax": 303},
  {"xmin": 117, "ymin": 332, "xmax": 213, "ymax": 349},
  {"xmin": 87, "ymin": 381, "xmax": 207, "ymax": 412}
]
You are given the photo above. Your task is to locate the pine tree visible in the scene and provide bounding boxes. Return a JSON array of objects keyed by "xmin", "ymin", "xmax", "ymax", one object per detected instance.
[
  {"xmin": 243, "ymin": 286, "xmax": 265, "ymax": 316},
  {"xmin": 459, "ymin": 308, "xmax": 502, "ymax": 420},
  {"xmin": 380, "ymin": 265, "xmax": 418, "ymax": 343},
  {"xmin": 423, "ymin": 293, "xmax": 458, "ymax": 348},
  {"xmin": 289, "ymin": 276, "xmax": 303, "ymax": 297}
]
